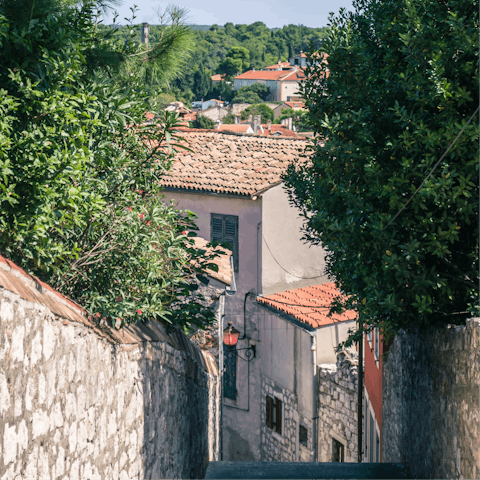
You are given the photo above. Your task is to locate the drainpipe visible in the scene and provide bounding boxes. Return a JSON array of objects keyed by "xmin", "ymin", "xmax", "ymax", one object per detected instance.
[
  {"xmin": 256, "ymin": 221, "xmax": 262, "ymax": 295},
  {"xmin": 309, "ymin": 331, "xmax": 318, "ymax": 462}
]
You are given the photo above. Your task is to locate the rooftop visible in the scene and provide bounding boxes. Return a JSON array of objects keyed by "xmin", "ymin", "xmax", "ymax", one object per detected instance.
[
  {"xmin": 234, "ymin": 69, "xmax": 305, "ymax": 81},
  {"xmin": 158, "ymin": 129, "xmax": 307, "ymax": 197},
  {"xmin": 258, "ymin": 283, "xmax": 357, "ymax": 329}
]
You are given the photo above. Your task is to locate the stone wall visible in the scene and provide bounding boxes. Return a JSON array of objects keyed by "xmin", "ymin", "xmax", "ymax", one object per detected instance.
[
  {"xmin": 260, "ymin": 374, "xmax": 312, "ymax": 462},
  {"xmin": 200, "ymin": 107, "xmax": 230, "ymax": 122},
  {"xmin": 382, "ymin": 318, "xmax": 480, "ymax": 479},
  {"xmin": 0, "ymin": 256, "xmax": 219, "ymax": 480},
  {"xmin": 317, "ymin": 350, "xmax": 358, "ymax": 462}
]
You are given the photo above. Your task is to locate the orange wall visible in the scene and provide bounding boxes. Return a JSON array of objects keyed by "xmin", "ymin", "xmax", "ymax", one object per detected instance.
[{"xmin": 364, "ymin": 332, "xmax": 383, "ymax": 456}]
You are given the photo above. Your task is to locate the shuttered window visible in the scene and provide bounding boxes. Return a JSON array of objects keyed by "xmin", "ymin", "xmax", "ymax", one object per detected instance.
[
  {"xmin": 224, "ymin": 345, "xmax": 237, "ymax": 400},
  {"xmin": 266, "ymin": 395, "xmax": 274, "ymax": 429},
  {"xmin": 266, "ymin": 395, "xmax": 282, "ymax": 435},
  {"xmin": 211, "ymin": 214, "xmax": 239, "ymax": 272},
  {"xmin": 274, "ymin": 398, "xmax": 282, "ymax": 434}
]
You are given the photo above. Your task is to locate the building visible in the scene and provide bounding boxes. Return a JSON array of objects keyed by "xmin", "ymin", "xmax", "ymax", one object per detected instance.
[
  {"xmin": 202, "ymin": 99, "xmax": 224, "ymax": 110},
  {"xmin": 363, "ymin": 328, "xmax": 384, "ymax": 463},
  {"xmin": 273, "ymin": 101, "xmax": 306, "ymax": 120},
  {"xmin": 211, "ymin": 74, "xmax": 226, "ymax": 83},
  {"xmin": 157, "ymin": 130, "xmax": 355, "ymax": 461},
  {"xmin": 233, "ymin": 69, "xmax": 306, "ymax": 102}
]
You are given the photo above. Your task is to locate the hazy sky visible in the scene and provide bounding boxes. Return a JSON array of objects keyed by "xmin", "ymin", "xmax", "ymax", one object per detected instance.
[{"xmin": 101, "ymin": 0, "xmax": 354, "ymax": 28}]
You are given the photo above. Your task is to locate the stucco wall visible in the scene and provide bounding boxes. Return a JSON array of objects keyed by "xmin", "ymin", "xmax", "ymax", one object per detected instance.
[
  {"xmin": 261, "ymin": 183, "xmax": 328, "ymax": 295},
  {"xmin": 0, "ymin": 262, "xmax": 219, "ymax": 479},
  {"xmin": 317, "ymin": 350, "xmax": 358, "ymax": 463},
  {"xmin": 382, "ymin": 318, "xmax": 480, "ymax": 479}
]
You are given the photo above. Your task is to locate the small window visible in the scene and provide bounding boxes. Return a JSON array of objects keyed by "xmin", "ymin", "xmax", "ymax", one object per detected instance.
[
  {"xmin": 367, "ymin": 328, "xmax": 372, "ymax": 346},
  {"xmin": 374, "ymin": 327, "xmax": 379, "ymax": 361},
  {"xmin": 332, "ymin": 438, "xmax": 345, "ymax": 462},
  {"xmin": 211, "ymin": 214, "xmax": 239, "ymax": 272},
  {"xmin": 224, "ymin": 345, "xmax": 237, "ymax": 400},
  {"xmin": 299, "ymin": 425, "xmax": 308, "ymax": 448},
  {"xmin": 266, "ymin": 395, "xmax": 282, "ymax": 435}
]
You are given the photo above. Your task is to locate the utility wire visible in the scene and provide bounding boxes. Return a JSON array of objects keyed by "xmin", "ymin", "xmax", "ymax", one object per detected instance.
[
  {"xmin": 262, "ymin": 233, "xmax": 329, "ymax": 280},
  {"xmin": 384, "ymin": 105, "xmax": 480, "ymax": 230}
]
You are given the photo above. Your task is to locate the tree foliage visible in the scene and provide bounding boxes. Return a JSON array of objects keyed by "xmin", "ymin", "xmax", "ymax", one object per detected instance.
[
  {"xmin": 284, "ymin": 0, "xmax": 479, "ymax": 345},
  {"xmin": 191, "ymin": 115, "xmax": 215, "ymax": 129},
  {"xmin": 0, "ymin": 0, "xmax": 219, "ymax": 330},
  {"xmin": 218, "ymin": 46, "xmax": 250, "ymax": 78},
  {"xmin": 274, "ymin": 108, "xmax": 310, "ymax": 131},
  {"xmin": 241, "ymin": 104, "xmax": 274, "ymax": 124}
]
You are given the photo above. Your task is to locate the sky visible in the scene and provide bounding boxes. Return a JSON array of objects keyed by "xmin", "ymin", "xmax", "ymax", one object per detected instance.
[{"xmin": 101, "ymin": 0, "xmax": 354, "ymax": 29}]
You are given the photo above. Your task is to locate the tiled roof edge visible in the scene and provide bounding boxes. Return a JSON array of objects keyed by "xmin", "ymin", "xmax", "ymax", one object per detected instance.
[
  {"xmin": 173, "ymin": 128, "xmax": 306, "ymax": 141},
  {"xmin": 256, "ymin": 298, "xmax": 316, "ymax": 332},
  {"xmin": 161, "ymin": 186, "xmax": 252, "ymax": 198}
]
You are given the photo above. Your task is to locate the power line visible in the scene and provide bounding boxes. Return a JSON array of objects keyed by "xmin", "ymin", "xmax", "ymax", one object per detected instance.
[
  {"xmin": 384, "ymin": 105, "xmax": 480, "ymax": 230},
  {"xmin": 262, "ymin": 233, "xmax": 329, "ymax": 280}
]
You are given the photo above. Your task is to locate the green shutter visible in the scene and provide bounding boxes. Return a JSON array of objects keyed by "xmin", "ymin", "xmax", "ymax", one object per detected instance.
[{"xmin": 210, "ymin": 214, "xmax": 239, "ymax": 272}]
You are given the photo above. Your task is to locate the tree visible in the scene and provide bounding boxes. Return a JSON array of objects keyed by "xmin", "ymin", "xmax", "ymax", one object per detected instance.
[
  {"xmin": 284, "ymin": 0, "xmax": 479, "ymax": 345},
  {"xmin": 241, "ymin": 104, "xmax": 274, "ymax": 123},
  {"xmin": 0, "ymin": 0, "xmax": 219, "ymax": 331},
  {"xmin": 233, "ymin": 84, "xmax": 270, "ymax": 104},
  {"xmin": 191, "ymin": 115, "xmax": 215, "ymax": 129},
  {"xmin": 275, "ymin": 108, "xmax": 310, "ymax": 132},
  {"xmin": 218, "ymin": 46, "xmax": 250, "ymax": 78},
  {"xmin": 192, "ymin": 67, "xmax": 212, "ymax": 100}
]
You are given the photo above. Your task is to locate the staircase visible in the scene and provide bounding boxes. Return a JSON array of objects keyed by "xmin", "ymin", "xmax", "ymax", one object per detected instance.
[{"xmin": 204, "ymin": 461, "xmax": 407, "ymax": 479}]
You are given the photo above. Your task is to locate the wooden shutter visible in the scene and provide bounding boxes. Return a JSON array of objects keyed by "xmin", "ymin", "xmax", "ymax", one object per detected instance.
[
  {"xmin": 266, "ymin": 396, "xmax": 273, "ymax": 429},
  {"xmin": 275, "ymin": 398, "xmax": 282, "ymax": 434},
  {"xmin": 210, "ymin": 214, "xmax": 239, "ymax": 272}
]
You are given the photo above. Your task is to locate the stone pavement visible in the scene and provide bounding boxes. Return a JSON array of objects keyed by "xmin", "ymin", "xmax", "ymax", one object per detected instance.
[{"xmin": 204, "ymin": 461, "xmax": 407, "ymax": 479}]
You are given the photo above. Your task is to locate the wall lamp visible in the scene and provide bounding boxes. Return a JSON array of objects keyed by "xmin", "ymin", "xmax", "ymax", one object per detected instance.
[{"xmin": 223, "ymin": 321, "xmax": 256, "ymax": 362}]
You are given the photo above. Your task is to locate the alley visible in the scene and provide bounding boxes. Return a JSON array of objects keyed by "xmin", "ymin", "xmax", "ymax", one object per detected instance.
[{"xmin": 205, "ymin": 461, "xmax": 407, "ymax": 479}]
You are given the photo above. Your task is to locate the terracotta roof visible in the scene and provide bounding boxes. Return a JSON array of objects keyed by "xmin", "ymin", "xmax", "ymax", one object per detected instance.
[
  {"xmin": 211, "ymin": 74, "xmax": 226, "ymax": 81},
  {"xmin": 192, "ymin": 237, "xmax": 232, "ymax": 285},
  {"xmin": 215, "ymin": 124, "xmax": 253, "ymax": 134},
  {"xmin": 234, "ymin": 69, "xmax": 305, "ymax": 81},
  {"xmin": 258, "ymin": 283, "xmax": 357, "ymax": 329},
  {"xmin": 260, "ymin": 124, "xmax": 297, "ymax": 137},
  {"xmin": 284, "ymin": 101, "xmax": 306, "ymax": 109},
  {"xmin": 158, "ymin": 129, "xmax": 307, "ymax": 196},
  {"xmin": 265, "ymin": 61, "xmax": 291, "ymax": 70}
]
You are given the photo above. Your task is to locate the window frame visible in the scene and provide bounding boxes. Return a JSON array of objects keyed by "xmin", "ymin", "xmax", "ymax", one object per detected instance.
[
  {"xmin": 210, "ymin": 213, "xmax": 239, "ymax": 272},
  {"xmin": 266, "ymin": 395, "xmax": 283, "ymax": 436},
  {"xmin": 374, "ymin": 327, "xmax": 380, "ymax": 365}
]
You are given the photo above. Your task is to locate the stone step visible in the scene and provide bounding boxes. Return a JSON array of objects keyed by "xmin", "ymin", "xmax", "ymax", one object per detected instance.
[{"xmin": 204, "ymin": 461, "xmax": 407, "ymax": 479}]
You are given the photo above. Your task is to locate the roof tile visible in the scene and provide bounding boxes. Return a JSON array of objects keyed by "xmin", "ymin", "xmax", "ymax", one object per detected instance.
[
  {"xmin": 258, "ymin": 283, "xmax": 357, "ymax": 329},
  {"xmin": 158, "ymin": 129, "xmax": 307, "ymax": 196}
]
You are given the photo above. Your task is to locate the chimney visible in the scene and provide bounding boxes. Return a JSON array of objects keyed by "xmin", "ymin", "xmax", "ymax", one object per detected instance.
[
  {"xmin": 252, "ymin": 67, "xmax": 255, "ymax": 72},
  {"xmin": 248, "ymin": 114, "xmax": 253, "ymax": 123},
  {"xmin": 288, "ymin": 117, "xmax": 293, "ymax": 131},
  {"xmin": 141, "ymin": 23, "xmax": 149, "ymax": 47},
  {"xmin": 253, "ymin": 115, "xmax": 261, "ymax": 134},
  {"xmin": 267, "ymin": 120, "xmax": 271, "ymax": 130},
  {"xmin": 234, "ymin": 115, "xmax": 240, "ymax": 125},
  {"xmin": 281, "ymin": 118, "xmax": 287, "ymax": 126}
]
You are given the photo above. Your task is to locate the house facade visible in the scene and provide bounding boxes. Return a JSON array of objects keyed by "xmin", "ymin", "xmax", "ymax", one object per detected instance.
[
  {"xmin": 158, "ymin": 129, "xmax": 356, "ymax": 461},
  {"xmin": 363, "ymin": 328, "xmax": 384, "ymax": 462},
  {"xmin": 233, "ymin": 69, "xmax": 306, "ymax": 102}
]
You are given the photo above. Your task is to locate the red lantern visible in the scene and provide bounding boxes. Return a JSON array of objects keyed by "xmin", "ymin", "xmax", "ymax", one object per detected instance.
[{"xmin": 223, "ymin": 321, "xmax": 240, "ymax": 347}]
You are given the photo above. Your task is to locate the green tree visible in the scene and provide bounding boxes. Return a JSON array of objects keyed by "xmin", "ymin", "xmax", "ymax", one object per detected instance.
[
  {"xmin": 191, "ymin": 115, "xmax": 215, "ymax": 129},
  {"xmin": 0, "ymin": 0, "xmax": 219, "ymax": 330},
  {"xmin": 241, "ymin": 104, "xmax": 274, "ymax": 123},
  {"xmin": 275, "ymin": 108, "xmax": 310, "ymax": 132},
  {"xmin": 233, "ymin": 84, "xmax": 270, "ymax": 104},
  {"xmin": 218, "ymin": 46, "xmax": 250, "ymax": 78},
  {"xmin": 284, "ymin": 0, "xmax": 479, "ymax": 345},
  {"xmin": 192, "ymin": 67, "xmax": 212, "ymax": 100}
]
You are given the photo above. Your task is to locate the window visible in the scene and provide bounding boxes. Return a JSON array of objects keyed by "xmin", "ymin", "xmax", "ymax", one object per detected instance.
[
  {"xmin": 266, "ymin": 395, "xmax": 282, "ymax": 435},
  {"xmin": 374, "ymin": 327, "xmax": 379, "ymax": 362},
  {"xmin": 211, "ymin": 214, "xmax": 239, "ymax": 272},
  {"xmin": 224, "ymin": 345, "xmax": 237, "ymax": 400},
  {"xmin": 367, "ymin": 328, "xmax": 372, "ymax": 346},
  {"xmin": 332, "ymin": 438, "xmax": 345, "ymax": 462},
  {"xmin": 299, "ymin": 425, "xmax": 308, "ymax": 448}
]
